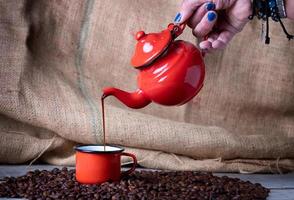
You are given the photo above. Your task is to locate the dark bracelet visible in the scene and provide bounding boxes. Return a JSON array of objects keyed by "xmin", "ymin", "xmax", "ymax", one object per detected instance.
[
  {"xmin": 249, "ymin": 0, "xmax": 293, "ymax": 44},
  {"xmin": 276, "ymin": 0, "xmax": 287, "ymax": 18}
]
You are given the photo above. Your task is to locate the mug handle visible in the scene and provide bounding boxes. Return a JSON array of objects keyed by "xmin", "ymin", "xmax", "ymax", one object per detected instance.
[{"xmin": 121, "ymin": 152, "xmax": 137, "ymax": 176}]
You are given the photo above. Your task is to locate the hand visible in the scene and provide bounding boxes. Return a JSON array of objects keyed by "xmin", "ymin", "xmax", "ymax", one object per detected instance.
[
  {"xmin": 175, "ymin": 0, "xmax": 252, "ymax": 52},
  {"xmin": 285, "ymin": 0, "xmax": 294, "ymax": 20}
]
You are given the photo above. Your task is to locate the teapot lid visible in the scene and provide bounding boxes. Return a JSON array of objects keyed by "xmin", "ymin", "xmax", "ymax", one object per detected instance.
[{"xmin": 131, "ymin": 29, "xmax": 172, "ymax": 68}]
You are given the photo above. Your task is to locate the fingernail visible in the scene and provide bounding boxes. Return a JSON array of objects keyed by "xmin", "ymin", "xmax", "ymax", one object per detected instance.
[
  {"xmin": 174, "ymin": 13, "xmax": 182, "ymax": 23},
  {"xmin": 207, "ymin": 12, "xmax": 216, "ymax": 22},
  {"xmin": 206, "ymin": 2, "xmax": 216, "ymax": 11}
]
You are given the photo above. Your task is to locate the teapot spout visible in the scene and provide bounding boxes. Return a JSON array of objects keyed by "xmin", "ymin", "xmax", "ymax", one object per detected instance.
[{"xmin": 102, "ymin": 87, "xmax": 151, "ymax": 109}]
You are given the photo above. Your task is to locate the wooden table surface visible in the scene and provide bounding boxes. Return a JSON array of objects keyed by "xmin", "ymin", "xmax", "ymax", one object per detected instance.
[{"xmin": 0, "ymin": 165, "xmax": 293, "ymax": 200}]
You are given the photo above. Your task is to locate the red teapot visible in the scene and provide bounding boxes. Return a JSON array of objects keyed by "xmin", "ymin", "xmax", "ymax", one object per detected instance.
[{"xmin": 103, "ymin": 23, "xmax": 205, "ymax": 109}]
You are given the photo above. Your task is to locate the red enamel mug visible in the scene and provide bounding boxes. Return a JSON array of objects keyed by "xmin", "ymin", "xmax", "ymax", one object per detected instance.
[{"xmin": 74, "ymin": 145, "xmax": 137, "ymax": 184}]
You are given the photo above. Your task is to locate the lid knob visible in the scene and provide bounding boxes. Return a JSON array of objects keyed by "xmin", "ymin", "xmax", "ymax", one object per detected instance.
[{"xmin": 135, "ymin": 31, "xmax": 145, "ymax": 41}]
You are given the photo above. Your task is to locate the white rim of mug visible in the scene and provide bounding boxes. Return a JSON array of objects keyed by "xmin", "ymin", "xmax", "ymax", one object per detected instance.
[{"xmin": 74, "ymin": 144, "xmax": 124, "ymax": 154}]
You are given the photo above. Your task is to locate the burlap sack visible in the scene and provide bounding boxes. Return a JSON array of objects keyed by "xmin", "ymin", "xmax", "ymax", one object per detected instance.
[{"xmin": 0, "ymin": 0, "xmax": 293, "ymax": 173}]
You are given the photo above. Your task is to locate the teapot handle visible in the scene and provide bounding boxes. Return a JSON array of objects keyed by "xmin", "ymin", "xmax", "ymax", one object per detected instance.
[
  {"xmin": 167, "ymin": 23, "xmax": 186, "ymax": 39},
  {"xmin": 168, "ymin": 23, "xmax": 207, "ymax": 57}
]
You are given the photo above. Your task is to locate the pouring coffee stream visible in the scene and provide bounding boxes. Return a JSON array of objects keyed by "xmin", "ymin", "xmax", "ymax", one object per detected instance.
[
  {"xmin": 101, "ymin": 23, "xmax": 206, "ymax": 149},
  {"xmin": 101, "ymin": 94, "xmax": 106, "ymax": 151}
]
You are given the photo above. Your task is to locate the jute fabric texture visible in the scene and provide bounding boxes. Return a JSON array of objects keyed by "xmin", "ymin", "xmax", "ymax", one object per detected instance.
[{"xmin": 0, "ymin": 0, "xmax": 293, "ymax": 173}]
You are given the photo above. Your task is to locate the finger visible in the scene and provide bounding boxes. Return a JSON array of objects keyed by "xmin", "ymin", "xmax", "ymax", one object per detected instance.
[
  {"xmin": 199, "ymin": 40, "xmax": 212, "ymax": 50},
  {"xmin": 211, "ymin": 30, "xmax": 235, "ymax": 49},
  {"xmin": 207, "ymin": 32, "xmax": 219, "ymax": 42},
  {"xmin": 193, "ymin": 11, "xmax": 217, "ymax": 38},
  {"xmin": 202, "ymin": 30, "xmax": 234, "ymax": 50},
  {"xmin": 199, "ymin": 41, "xmax": 216, "ymax": 54},
  {"xmin": 212, "ymin": 0, "xmax": 235, "ymax": 10},
  {"xmin": 188, "ymin": 2, "xmax": 216, "ymax": 28},
  {"xmin": 174, "ymin": 0, "xmax": 211, "ymax": 23},
  {"xmin": 212, "ymin": 39, "xmax": 227, "ymax": 49},
  {"xmin": 199, "ymin": 30, "xmax": 231, "ymax": 51}
]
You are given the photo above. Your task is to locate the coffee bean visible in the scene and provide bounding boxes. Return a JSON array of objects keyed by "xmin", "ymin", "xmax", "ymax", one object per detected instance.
[{"xmin": 0, "ymin": 168, "xmax": 269, "ymax": 199}]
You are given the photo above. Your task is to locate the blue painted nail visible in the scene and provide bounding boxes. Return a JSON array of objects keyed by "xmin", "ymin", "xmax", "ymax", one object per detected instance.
[
  {"xmin": 207, "ymin": 12, "xmax": 216, "ymax": 22},
  {"xmin": 206, "ymin": 2, "xmax": 216, "ymax": 11},
  {"xmin": 174, "ymin": 13, "xmax": 182, "ymax": 23}
]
